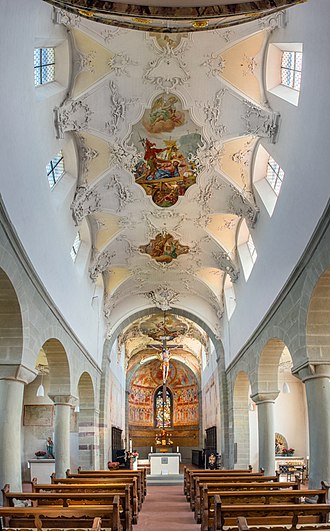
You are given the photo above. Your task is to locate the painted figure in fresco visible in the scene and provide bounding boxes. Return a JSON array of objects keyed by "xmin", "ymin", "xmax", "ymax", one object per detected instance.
[
  {"xmin": 139, "ymin": 232, "xmax": 189, "ymax": 264},
  {"xmin": 143, "ymin": 94, "xmax": 185, "ymax": 134}
]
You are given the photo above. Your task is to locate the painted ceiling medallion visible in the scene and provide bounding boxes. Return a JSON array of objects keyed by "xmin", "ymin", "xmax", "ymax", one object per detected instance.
[
  {"xmin": 131, "ymin": 93, "xmax": 202, "ymax": 207},
  {"xmin": 139, "ymin": 232, "xmax": 189, "ymax": 263},
  {"xmin": 140, "ymin": 314, "xmax": 188, "ymax": 341}
]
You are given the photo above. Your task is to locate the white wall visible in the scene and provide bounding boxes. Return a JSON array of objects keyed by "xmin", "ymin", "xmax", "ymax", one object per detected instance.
[
  {"xmin": 0, "ymin": 0, "xmax": 104, "ymax": 362},
  {"xmin": 225, "ymin": 0, "xmax": 330, "ymax": 363}
]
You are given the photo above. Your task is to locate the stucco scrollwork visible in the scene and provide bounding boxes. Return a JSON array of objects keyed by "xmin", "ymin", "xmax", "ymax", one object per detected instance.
[
  {"xmin": 71, "ymin": 184, "xmax": 102, "ymax": 225},
  {"xmin": 212, "ymin": 251, "xmax": 239, "ymax": 282},
  {"xmin": 228, "ymin": 188, "xmax": 259, "ymax": 228},
  {"xmin": 89, "ymin": 250, "xmax": 116, "ymax": 281},
  {"xmin": 242, "ymin": 101, "xmax": 280, "ymax": 143},
  {"xmin": 105, "ymin": 174, "xmax": 134, "ymax": 212},
  {"xmin": 54, "ymin": 99, "xmax": 93, "ymax": 139},
  {"xmin": 144, "ymin": 285, "xmax": 180, "ymax": 311},
  {"xmin": 144, "ymin": 44, "xmax": 190, "ymax": 93},
  {"xmin": 201, "ymin": 53, "xmax": 226, "ymax": 78},
  {"xmin": 105, "ymin": 81, "xmax": 137, "ymax": 137}
]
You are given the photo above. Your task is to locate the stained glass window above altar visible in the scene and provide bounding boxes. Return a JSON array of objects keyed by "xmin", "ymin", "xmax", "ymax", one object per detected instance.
[{"xmin": 155, "ymin": 387, "xmax": 172, "ymax": 428}]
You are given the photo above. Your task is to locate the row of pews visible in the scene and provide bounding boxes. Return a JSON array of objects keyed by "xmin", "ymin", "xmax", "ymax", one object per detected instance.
[
  {"xmin": 0, "ymin": 466, "xmax": 148, "ymax": 531},
  {"xmin": 183, "ymin": 466, "xmax": 330, "ymax": 531}
]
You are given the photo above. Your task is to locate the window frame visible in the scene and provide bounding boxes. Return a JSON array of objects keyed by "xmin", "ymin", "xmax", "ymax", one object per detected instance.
[
  {"xmin": 266, "ymin": 156, "xmax": 285, "ymax": 196},
  {"xmin": 34, "ymin": 47, "xmax": 55, "ymax": 86},
  {"xmin": 281, "ymin": 50, "xmax": 303, "ymax": 92},
  {"xmin": 154, "ymin": 386, "xmax": 173, "ymax": 429},
  {"xmin": 70, "ymin": 232, "xmax": 81, "ymax": 263},
  {"xmin": 46, "ymin": 151, "xmax": 65, "ymax": 189}
]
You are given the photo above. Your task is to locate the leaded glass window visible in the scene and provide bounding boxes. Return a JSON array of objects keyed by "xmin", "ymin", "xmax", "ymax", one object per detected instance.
[
  {"xmin": 155, "ymin": 387, "xmax": 172, "ymax": 428},
  {"xmin": 46, "ymin": 151, "xmax": 64, "ymax": 189},
  {"xmin": 247, "ymin": 234, "xmax": 257, "ymax": 263},
  {"xmin": 34, "ymin": 48, "xmax": 55, "ymax": 86},
  {"xmin": 281, "ymin": 51, "xmax": 302, "ymax": 91},
  {"xmin": 266, "ymin": 156, "xmax": 284, "ymax": 195},
  {"xmin": 70, "ymin": 232, "xmax": 81, "ymax": 262}
]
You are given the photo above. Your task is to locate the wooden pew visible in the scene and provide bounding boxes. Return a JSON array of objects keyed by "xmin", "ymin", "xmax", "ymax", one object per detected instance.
[
  {"xmin": 0, "ymin": 503, "xmax": 122, "ymax": 531},
  {"xmin": 202, "ymin": 487, "xmax": 329, "ymax": 531},
  {"xmin": 67, "ymin": 469, "xmax": 145, "ymax": 505},
  {"xmin": 194, "ymin": 478, "xmax": 301, "ymax": 522},
  {"xmin": 0, "ymin": 516, "xmax": 102, "ymax": 531},
  {"xmin": 2, "ymin": 483, "xmax": 132, "ymax": 531},
  {"xmin": 76, "ymin": 467, "xmax": 147, "ymax": 500},
  {"xmin": 189, "ymin": 473, "xmax": 279, "ymax": 510},
  {"xmin": 237, "ymin": 515, "xmax": 330, "ymax": 531},
  {"xmin": 183, "ymin": 466, "xmax": 255, "ymax": 498},
  {"xmin": 48, "ymin": 476, "xmax": 139, "ymax": 523},
  {"xmin": 213, "ymin": 498, "xmax": 330, "ymax": 531}
]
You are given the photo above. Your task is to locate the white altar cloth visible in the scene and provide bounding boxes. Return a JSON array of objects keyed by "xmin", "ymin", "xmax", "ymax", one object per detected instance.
[{"xmin": 148, "ymin": 452, "xmax": 181, "ymax": 475}]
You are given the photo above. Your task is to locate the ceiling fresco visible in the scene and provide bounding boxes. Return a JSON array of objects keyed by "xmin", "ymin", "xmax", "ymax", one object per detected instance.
[
  {"xmin": 47, "ymin": 1, "xmax": 305, "ymax": 33},
  {"xmin": 131, "ymin": 93, "xmax": 202, "ymax": 207},
  {"xmin": 47, "ymin": 3, "xmax": 305, "ymax": 342}
]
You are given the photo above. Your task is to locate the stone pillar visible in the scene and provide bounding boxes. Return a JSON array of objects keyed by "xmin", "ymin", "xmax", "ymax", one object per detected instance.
[
  {"xmin": 0, "ymin": 379, "xmax": 25, "ymax": 490},
  {"xmin": 251, "ymin": 392, "xmax": 279, "ymax": 476},
  {"xmin": 295, "ymin": 363, "xmax": 330, "ymax": 489},
  {"xmin": 0, "ymin": 365, "xmax": 36, "ymax": 491},
  {"xmin": 78, "ymin": 407, "xmax": 99, "ymax": 470},
  {"xmin": 50, "ymin": 395, "xmax": 75, "ymax": 477}
]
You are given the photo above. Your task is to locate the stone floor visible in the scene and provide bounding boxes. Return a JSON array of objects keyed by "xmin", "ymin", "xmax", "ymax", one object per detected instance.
[{"xmin": 135, "ymin": 485, "xmax": 200, "ymax": 531}]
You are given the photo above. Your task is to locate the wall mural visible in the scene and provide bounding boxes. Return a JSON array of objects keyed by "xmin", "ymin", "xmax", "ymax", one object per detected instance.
[
  {"xmin": 128, "ymin": 358, "xmax": 198, "ymax": 427},
  {"xmin": 139, "ymin": 232, "xmax": 189, "ymax": 263},
  {"xmin": 131, "ymin": 93, "xmax": 202, "ymax": 207}
]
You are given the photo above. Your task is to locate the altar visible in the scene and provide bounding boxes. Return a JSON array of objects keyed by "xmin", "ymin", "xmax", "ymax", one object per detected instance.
[{"xmin": 149, "ymin": 452, "xmax": 181, "ymax": 475}]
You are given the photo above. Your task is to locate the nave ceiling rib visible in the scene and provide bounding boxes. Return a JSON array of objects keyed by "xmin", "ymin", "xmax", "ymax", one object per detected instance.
[{"xmin": 52, "ymin": 10, "xmax": 284, "ymax": 339}]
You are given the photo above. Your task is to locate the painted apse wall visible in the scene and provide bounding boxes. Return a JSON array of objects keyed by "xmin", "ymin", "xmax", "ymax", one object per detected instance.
[{"xmin": 128, "ymin": 358, "xmax": 199, "ymax": 455}]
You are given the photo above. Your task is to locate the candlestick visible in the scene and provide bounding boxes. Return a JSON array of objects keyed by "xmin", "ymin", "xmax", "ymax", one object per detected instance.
[{"xmin": 129, "ymin": 439, "xmax": 132, "ymax": 452}]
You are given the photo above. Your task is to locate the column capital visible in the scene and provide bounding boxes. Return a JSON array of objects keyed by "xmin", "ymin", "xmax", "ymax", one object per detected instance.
[
  {"xmin": 49, "ymin": 394, "xmax": 77, "ymax": 406},
  {"xmin": 292, "ymin": 362, "xmax": 330, "ymax": 383},
  {"xmin": 0, "ymin": 363, "xmax": 37, "ymax": 385},
  {"xmin": 251, "ymin": 391, "xmax": 279, "ymax": 404}
]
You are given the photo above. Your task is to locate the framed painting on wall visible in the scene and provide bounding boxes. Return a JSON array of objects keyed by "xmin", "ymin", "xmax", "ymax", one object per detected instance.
[{"xmin": 23, "ymin": 405, "xmax": 54, "ymax": 426}]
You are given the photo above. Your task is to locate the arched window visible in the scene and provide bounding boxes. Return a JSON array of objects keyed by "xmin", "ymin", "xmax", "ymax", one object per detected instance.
[
  {"xmin": 253, "ymin": 145, "xmax": 285, "ymax": 216},
  {"xmin": 154, "ymin": 386, "xmax": 172, "ymax": 428}
]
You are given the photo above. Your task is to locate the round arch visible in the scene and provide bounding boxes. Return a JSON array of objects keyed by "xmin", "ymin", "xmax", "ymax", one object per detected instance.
[
  {"xmin": 41, "ymin": 338, "xmax": 71, "ymax": 396},
  {"xmin": 306, "ymin": 267, "xmax": 330, "ymax": 362},
  {"xmin": 0, "ymin": 267, "xmax": 23, "ymax": 366}
]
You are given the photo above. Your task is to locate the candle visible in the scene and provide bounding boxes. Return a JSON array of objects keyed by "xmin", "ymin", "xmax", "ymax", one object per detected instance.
[
  {"xmin": 150, "ymin": 446, "xmax": 153, "ymax": 453},
  {"xmin": 177, "ymin": 446, "xmax": 179, "ymax": 453},
  {"xmin": 129, "ymin": 439, "xmax": 132, "ymax": 452}
]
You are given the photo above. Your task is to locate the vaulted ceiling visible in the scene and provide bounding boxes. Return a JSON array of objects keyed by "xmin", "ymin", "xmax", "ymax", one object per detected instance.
[{"xmin": 50, "ymin": 5, "xmax": 290, "ymax": 343}]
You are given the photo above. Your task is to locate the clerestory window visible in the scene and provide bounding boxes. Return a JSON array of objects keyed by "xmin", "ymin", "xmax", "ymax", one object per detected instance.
[
  {"xmin": 34, "ymin": 48, "xmax": 55, "ymax": 86},
  {"xmin": 70, "ymin": 232, "xmax": 81, "ymax": 262},
  {"xmin": 46, "ymin": 151, "xmax": 64, "ymax": 189},
  {"xmin": 281, "ymin": 51, "xmax": 302, "ymax": 92},
  {"xmin": 266, "ymin": 157, "xmax": 285, "ymax": 196},
  {"xmin": 247, "ymin": 234, "xmax": 257, "ymax": 264}
]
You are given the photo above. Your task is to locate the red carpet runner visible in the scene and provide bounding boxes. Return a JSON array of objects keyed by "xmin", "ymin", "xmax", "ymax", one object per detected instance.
[{"xmin": 135, "ymin": 485, "xmax": 200, "ymax": 531}]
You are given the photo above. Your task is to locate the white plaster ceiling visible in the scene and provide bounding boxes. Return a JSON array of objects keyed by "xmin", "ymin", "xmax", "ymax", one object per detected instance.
[{"xmin": 54, "ymin": 9, "xmax": 284, "ymax": 340}]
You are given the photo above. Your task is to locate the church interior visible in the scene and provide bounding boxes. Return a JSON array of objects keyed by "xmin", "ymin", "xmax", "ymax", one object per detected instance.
[{"xmin": 1, "ymin": 0, "xmax": 330, "ymax": 528}]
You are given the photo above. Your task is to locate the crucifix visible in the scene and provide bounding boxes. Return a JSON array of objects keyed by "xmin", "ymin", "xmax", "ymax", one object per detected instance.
[{"xmin": 147, "ymin": 313, "xmax": 182, "ymax": 421}]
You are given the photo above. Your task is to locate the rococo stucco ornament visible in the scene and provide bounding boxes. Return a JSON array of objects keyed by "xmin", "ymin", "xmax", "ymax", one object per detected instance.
[
  {"xmin": 71, "ymin": 184, "xmax": 102, "ymax": 225},
  {"xmin": 144, "ymin": 43, "xmax": 190, "ymax": 92},
  {"xmin": 54, "ymin": 99, "xmax": 93, "ymax": 138},
  {"xmin": 212, "ymin": 251, "xmax": 239, "ymax": 282},
  {"xmin": 89, "ymin": 250, "xmax": 116, "ymax": 281},
  {"xmin": 144, "ymin": 286, "xmax": 180, "ymax": 311}
]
